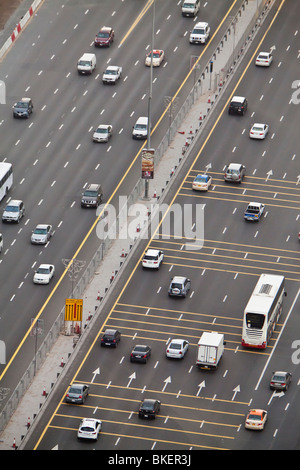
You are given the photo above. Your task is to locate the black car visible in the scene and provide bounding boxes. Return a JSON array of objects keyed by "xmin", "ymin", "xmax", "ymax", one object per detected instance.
[
  {"xmin": 81, "ymin": 184, "xmax": 103, "ymax": 208},
  {"xmin": 13, "ymin": 97, "xmax": 33, "ymax": 118},
  {"xmin": 130, "ymin": 345, "xmax": 151, "ymax": 363},
  {"xmin": 228, "ymin": 96, "xmax": 248, "ymax": 115},
  {"xmin": 100, "ymin": 329, "xmax": 121, "ymax": 347},
  {"xmin": 270, "ymin": 371, "xmax": 292, "ymax": 391},
  {"xmin": 139, "ymin": 399, "xmax": 160, "ymax": 419},
  {"xmin": 65, "ymin": 383, "xmax": 89, "ymax": 404}
]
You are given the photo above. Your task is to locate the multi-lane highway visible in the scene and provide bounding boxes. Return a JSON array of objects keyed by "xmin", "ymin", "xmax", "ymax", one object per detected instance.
[
  {"xmin": 1, "ymin": 0, "xmax": 300, "ymax": 451},
  {"xmin": 16, "ymin": 0, "xmax": 300, "ymax": 451}
]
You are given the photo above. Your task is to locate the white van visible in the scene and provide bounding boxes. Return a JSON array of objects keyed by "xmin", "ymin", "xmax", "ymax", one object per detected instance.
[
  {"xmin": 77, "ymin": 53, "xmax": 96, "ymax": 74},
  {"xmin": 132, "ymin": 116, "xmax": 148, "ymax": 140},
  {"xmin": 181, "ymin": 0, "xmax": 200, "ymax": 17}
]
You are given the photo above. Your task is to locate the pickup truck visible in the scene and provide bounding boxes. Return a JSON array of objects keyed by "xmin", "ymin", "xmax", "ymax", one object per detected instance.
[
  {"xmin": 102, "ymin": 65, "xmax": 122, "ymax": 84},
  {"xmin": 244, "ymin": 202, "xmax": 265, "ymax": 222}
]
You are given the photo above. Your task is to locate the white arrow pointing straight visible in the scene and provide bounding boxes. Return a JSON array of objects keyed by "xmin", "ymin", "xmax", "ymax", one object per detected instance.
[
  {"xmin": 232, "ymin": 385, "xmax": 240, "ymax": 401},
  {"xmin": 266, "ymin": 170, "xmax": 273, "ymax": 181},
  {"xmin": 127, "ymin": 372, "xmax": 136, "ymax": 388},
  {"xmin": 91, "ymin": 367, "xmax": 100, "ymax": 383},
  {"xmin": 196, "ymin": 380, "xmax": 206, "ymax": 396},
  {"xmin": 162, "ymin": 376, "xmax": 171, "ymax": 392}
]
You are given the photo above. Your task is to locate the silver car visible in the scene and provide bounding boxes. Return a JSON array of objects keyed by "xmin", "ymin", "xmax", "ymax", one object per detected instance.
[
  {"xmin": 31, "ymin": 224, "xmax": 53, "ymax": 244},
  {"xmin": 92, "ymin": 124, "xmax": 113, "ymax": 143}
]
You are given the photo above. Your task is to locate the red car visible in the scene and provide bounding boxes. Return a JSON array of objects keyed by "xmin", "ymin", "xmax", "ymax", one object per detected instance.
[{"xmin": 94, "ymin": 26, "xmax": 114, "ymax": 47}]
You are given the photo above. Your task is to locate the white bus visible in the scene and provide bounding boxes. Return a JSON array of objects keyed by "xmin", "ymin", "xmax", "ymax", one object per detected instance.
[
  {"xmin": 0, "ymin": 162, "xmax": 13, "ymax": 201},
  {"xmin": 242, "ymin": 274, "xmax": 286, "ymax": 349}
]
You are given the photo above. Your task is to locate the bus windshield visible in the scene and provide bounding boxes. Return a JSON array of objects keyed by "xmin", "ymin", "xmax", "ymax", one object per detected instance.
[{"xmin": 246, "ymin": 312, "xmax": 265, "ymax": 329}]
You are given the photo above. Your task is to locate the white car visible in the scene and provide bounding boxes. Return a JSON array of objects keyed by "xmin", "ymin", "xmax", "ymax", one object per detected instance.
[
  {"xmin": 192, "ymin": 174, "xmax": 212, "ymax": 191},
  {"xmin": 93, "ymin": 124, "xmax": 113, "ymax": 143},
  {"xmin": 145, "ymin": 49, "xmax": 164, "ymax": 67},
  {"xmin": 33, "ymin": 264, "xmax": 55, "ymax": 284},
  {"xmin": 102, "ymin": 65, "xmax": 122, "ymax": 84},
  {"xmin": 255, "ymin": 52, "xmax": 273, "ymax": 66},
  {"xmin": 77, "ymin": 418, "xmax": 102, "ymax": 441},
  {"xmin": 166, "ymin": 339, "xmax": 189, "ymax": 359},
  {"xmin": 189, "ymin": 22, "xmax": 210, "ymax": 44},
  {"xmin": 245, "ymin": 409, "xmax": 268, "ymax": 431},
  {"xmin": 31, "ymin": 224, "xmax": 53, "ymax": 244},
  {"xmin": 142, "ymin": 249, "xmax": 164, "ymax": 269},
  {"xmin": 249, "ymin": 123, "xmax": 269, "ymax": 139}
]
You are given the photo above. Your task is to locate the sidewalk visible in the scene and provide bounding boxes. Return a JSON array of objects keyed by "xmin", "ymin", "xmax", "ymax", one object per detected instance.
[{"xmin": 0, "ymin": 0, "xmax": 271, "ymax": 450}]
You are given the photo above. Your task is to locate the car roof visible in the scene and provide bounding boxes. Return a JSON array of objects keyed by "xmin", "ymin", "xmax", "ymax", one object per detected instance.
[
  {"xmin": 252, "ymin": 123, "xmax": 265, "ymax": 127},
  {"xmin": 100, "ymin": 26, "xmax": 112, "ymax": 32},
  {"xmin": 6, "ymin": 199, "xmax": 22, "ymax": 205},
  {"xmin": 38, "ymin": 263, "xmax": 52, "ymax": 268},
  {"xmin": 172, "ymin": 276, "xmax": 187, "ymax": 281},
  {"xmin": 20, "ymin": 97, "xmax": 31, "ymax": 102},
  {"xmin": 272, "ymin": 370, "xmax": 288, "ymax": 375},
  {"xmin": 35, "ymin": 224, "xmax": 50, "ymax": 228},
  {"xmin": 169, "ymin": 339, "xmax": 186, "ymax": 344},
  {"xmin": 145, "ymin": 249, "xmax": 160, "ymax": 255},
  {"xmin": 231, "ymin": 96, "xmax": 246, "ymax": 102},
  {"xmin": 104, "ymin": 328, "xmax": 118, "ymax": 334},
  {"xmin": 227, "ymin": 163, "xmax": 242, "ymax": 169},
  {"xmin": 194, "ymin": 21, "xmax": 209, "ymax": 27},
  {"xmin": 247, "ymin": 202, "xmax": 262, "ymax": 206},
  {"xmin": 81, "ymin": 418, "xmax": 99, "ymax": 425},
  {"xmin": 248, "ymin": 409, "xmax": 266, "ymax": 415},
  {"xmin": 86, "ymin": 183, "xmax": 100, "ymax": 190},
  {"xmin": 142, "ymin": 398, "xmax": 156, "ymax": 404}
]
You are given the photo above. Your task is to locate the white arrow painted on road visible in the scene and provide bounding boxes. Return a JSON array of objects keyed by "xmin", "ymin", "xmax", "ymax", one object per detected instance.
[
  {"xmin": 91, "ymin": 367, "xmax": 100, "ymax": 383},
  {"xmin": 266, "ymin": 170, "xmax": 273, "ymax": 181},
  {"xmin": 297, "ymin": 175, "xmax": 300, "ymax": 185},
  {"xmin": 270, "ymin": 45, "xmax": 276, "ymax": 52},
  {"xmin": 205, "ymin": 163, "xmax": 212, "ymax": 174},
  {"xmin": 196, "ymin": 381, "xmax": 206, "ymax": 396},
  {"xmin": 162, "ymin": 376, "xmax": 171, "ymax": 392},
  {"xmin": 231, "ymin": 385, "xmax": 240, "ymax": 401},
  {"xmin": 127, "ymin": 372, "xmax": 136, "ymax": 388},
  {"xmin": 268, "ymin": 390, "xmax": 285, "ymax": 405}
]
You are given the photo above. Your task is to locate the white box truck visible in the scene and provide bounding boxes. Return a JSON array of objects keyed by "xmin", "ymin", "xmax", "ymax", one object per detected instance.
[{"xmin": 196, "ymin": 332, "xmax": 225, "ymax": 369}]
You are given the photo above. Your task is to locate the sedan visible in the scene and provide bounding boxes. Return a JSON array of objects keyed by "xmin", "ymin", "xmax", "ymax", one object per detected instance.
[
  {"xmin": 145, "ymin": 49, "xmax": 164, "ymax": 67},
  {"xmin": 142, "ymin": 249, "xmax": 164, "ymax": 269},
  {"xmin": 255, "ymin": 51, "xmax": 273, "ymax": 66},
  {"xmin": 65, "ymin": 383, "xmax": 89, "ymax": 404},
  {"xmin": 270, "ymin": 371, "xmax": 292, "ymax": 391},
  {"xmin": 249, "ymin": 123, "xmax": 269, "ymax": 139},
  {"xmin": 130, "ymin": 344, "xmax": 151, "ymax": 363},
  {"xmin": 33, "ymin": 264, "xmax": 55, "ymax": 284},
  {"xmin": 139, "ymin": 399, "xmax": 161, "ymax": 419},
  {"xmin": 31, "ymin": 224, "xmax": 53, "ymax": 244},
  {"xmin": 77, "ymin": 418, "xmax": 102, "ymax": 441},
  {"xmin": 192, "ymin": 174, "xmax": 212, "ymax": 191},
  {"xmin": 93, "ymin": 124, "xmax": 113, "ymax": 143},
  {"xmin": 166, "ymin": 339, "xmax": 189, "ymax": 359},
  {"xmin": 245, "ymin": 409, "xmax": 268, "ymax": 430}
]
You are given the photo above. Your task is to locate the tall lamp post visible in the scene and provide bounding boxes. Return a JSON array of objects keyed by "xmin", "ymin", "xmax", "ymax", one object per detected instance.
[{"xmin": 143, "ymin": 0, "xmax": 155, "ymax": 200}]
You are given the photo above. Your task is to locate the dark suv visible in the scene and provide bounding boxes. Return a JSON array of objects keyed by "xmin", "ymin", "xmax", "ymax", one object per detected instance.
[
  {"xmin": 139, "ymin": 399, "xmax": 161, "ymax": 419},
  {"xmin": 81, "ymin": 184, "xmax": 103, "ymax": 208},
  {"xmin": 100, "ymin": 329, "xmax": 121, "ymax": 347},
  {"xmin": 13, "ymin": 97, "xmax": 33, "ymax": 118},
  {"xmin": 228, "ymin": 96, "xmax": 248, "ymax": 115},
  {"xmin": 94, "ymin": 26, "xmax": 114, "ymax": 47}
]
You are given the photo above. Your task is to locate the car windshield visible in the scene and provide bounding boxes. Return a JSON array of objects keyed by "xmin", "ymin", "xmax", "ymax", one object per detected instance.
[
  {"xmin": 272, "ymin": 375, "xmax": 285, "ymax": 381},
  {"xmin": 80, "ymin": 426, "xmax": 94, "ymax": 432},
  {"xmin": 84, "ymin": 191, "xmax": 97, "ymax": 197},
  {"xmin": 193, "ymin": 28, "xmax": 205, "ymax": 34},
  {"xmin": 252, "ymin": 126, "xmax": 263, "ymax": 131},
  {"xmin": 134, "ymin": 346, "xmax": 148, "ymax": 352},
  {"xmin": 248, "ymin": 414, "xmax": 262, "ymax": 421},
  {"xmin": 142, "ymin": 402, "xmax": 154, "ymax": 410},
  {"xmin": 79, "ymin": 61, "xmax": 91, "ymax": 66},
  {"xmin": 169, "ymin": 343, "xmax": 181, "ymax": 349},
  {"xmin": 135, "ymin": 124, "xmax": 146, "ymax": 129},
  {"xmin": 96, "ymin": 128, "xmax": 107, "ymax": 133},
  {"xmin": 34, "ymin": 228, "xmax": 47, "ymax": 234},
  {"xmin": 195, "ymin": 175, "xmax": 208, "ymax": 183},
  {"xmin": 171, "ymin": 283, "xmax": 182, "ymax": 289},
  {"xmin": 69, "ymin": 387, "xmax": 82, "ymax": 394},
  {"xmin": 16, "ymin": 102, "xmax": 28, "ymax": 108},
  {"xmin": 258, "ymin": 54, "xmax": 268, "ymax": 59},
  {"xmin": 246, "ymin": 207, "xmax": 259, "ymax": 213},
  {"xmin": 144, "ymin": 254, "xmax": 158, "ymax": 260},
  {"xmin": 5, "ymin": 205, "xmax": 18, "ymax": 212},
  {"xmin": 105, "ymin": 69, "xmax": 117, "ymax": 75},
  {"xmin": 37, "ymin": 267, "xmax": 50, "ymax": 274},
  {"xmin": 227, "ymin": 169, "xmax": 239, "ymax": 175},
  {"xmin": 97, "ymin": 32, "xmax": 109, "ymax": 38}
]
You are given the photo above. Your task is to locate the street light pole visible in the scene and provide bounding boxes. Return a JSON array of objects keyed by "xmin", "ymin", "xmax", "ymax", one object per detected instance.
[{"xmin": 144, "ymin": 0, "xmax": 155, "ymax": 200}]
